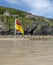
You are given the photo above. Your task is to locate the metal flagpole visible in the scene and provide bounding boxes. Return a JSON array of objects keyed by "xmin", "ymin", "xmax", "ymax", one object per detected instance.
[{"xmin": 14, "ymin": 18, "xmax": 16, "ymax": 49}]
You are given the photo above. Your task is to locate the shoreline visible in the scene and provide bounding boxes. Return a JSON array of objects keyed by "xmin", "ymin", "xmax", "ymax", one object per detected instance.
[{"xmin": 0, "ymin": 35, "xmax": 53, "ymax": 40}]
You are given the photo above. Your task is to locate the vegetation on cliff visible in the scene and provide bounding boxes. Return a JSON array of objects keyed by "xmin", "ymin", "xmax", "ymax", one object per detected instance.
[{"xmin": 0, "ymin": 6, "xmax": 53, "ymax": 35}]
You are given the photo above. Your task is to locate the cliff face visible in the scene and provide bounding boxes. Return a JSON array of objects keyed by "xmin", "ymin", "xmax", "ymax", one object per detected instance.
[{"xmin": 0, "ymin": 6, "xmax": 53, "ymax": 35}]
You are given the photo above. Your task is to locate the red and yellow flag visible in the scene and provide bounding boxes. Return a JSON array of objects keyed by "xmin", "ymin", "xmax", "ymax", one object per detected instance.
[{"xmin": 15, "ymin": 19, "xmax": 24, "ymax": 34}]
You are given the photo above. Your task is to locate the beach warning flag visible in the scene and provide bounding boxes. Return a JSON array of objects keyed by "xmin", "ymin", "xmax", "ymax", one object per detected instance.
[{"xmin": 15, "ymin": 19, "xmax": 24, "ymax": 34}]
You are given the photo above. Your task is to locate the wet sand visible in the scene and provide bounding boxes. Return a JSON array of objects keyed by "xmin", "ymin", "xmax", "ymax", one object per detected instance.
[{"xmin": 0, "ymin": 38, "xmax": 53, "ymax": 65}]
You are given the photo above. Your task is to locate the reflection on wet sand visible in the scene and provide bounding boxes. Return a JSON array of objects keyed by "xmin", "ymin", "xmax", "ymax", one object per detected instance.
[{"xmin": 0, "ymin": 38, "xmax": 53, "ymax": 65}]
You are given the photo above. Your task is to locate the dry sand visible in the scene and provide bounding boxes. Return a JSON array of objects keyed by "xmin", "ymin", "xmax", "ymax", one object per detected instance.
[{"xmin": 0, "ymin": 38, "xmax": 53, "ymax": 65}]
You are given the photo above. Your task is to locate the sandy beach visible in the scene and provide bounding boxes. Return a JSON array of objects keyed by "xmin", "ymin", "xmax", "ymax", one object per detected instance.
[{"xmin": 0, "ymin": 37, "xmax": 53, "ymax": 65}]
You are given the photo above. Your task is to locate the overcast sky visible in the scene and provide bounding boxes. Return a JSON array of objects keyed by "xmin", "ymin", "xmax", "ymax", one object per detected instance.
[{"xmin": 0, "ymin": 0, "xmax": 53, "ymax": 18}]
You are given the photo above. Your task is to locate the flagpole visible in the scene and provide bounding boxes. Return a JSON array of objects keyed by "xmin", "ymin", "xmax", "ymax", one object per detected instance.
[{"xmin": 14, "ymin": 18, "xmax": 16, "ymax": 49}]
